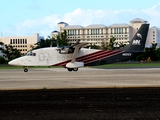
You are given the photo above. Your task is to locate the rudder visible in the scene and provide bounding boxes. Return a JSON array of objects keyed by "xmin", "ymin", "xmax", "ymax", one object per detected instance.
[{"xmin": 122, "ymin": 24, "xmax": 149, "ymax": 52}]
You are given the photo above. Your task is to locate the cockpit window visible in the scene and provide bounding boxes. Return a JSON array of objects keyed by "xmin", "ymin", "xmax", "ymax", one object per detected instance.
[{"xmin": 25, "ymin": 51, "xmax": 36, "ymax": 56}]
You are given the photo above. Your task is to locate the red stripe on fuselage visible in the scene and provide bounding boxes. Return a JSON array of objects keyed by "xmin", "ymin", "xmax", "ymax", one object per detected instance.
[
  {"xmin": 53, "ymin": 50, "xmax": 123, "ymax": 66},
  {"xmin": 81, "ymin": 50, "xmax": 123, "ymax": 64},
  {"xmin": 76, "ymin": 50, "xmax": 107, "ymax": 61},
  {"xmin": 53, "ymin": 50, "xmax": 103, "ymax": 66}
]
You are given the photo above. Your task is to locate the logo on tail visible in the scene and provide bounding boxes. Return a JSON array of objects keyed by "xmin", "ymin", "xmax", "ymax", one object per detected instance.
[{"xmin": 132, "ymin": 33, "xmax": 142, "ymax": 45}]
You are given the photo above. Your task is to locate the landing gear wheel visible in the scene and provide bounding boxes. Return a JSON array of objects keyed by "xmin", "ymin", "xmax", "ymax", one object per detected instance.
[
  {"xmin": 73, "ymin": 68, "xmax": 78, "ymax": 71},
  {"xmin": 24, "ymin": 68, "xmax": 28, "ymax": 72},
  {"xmin": 67, "ymin": 68, "xmax": 78, "ymax": 72},
  {"xmin": 67, "ymin": 68, "xmax": 73, "ymax": 72}
]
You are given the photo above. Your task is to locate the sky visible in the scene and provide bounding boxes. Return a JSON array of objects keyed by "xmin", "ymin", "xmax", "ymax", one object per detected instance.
[{"xmin": 0, "ymin": 0, "xmax": 160, "ymax": 38}]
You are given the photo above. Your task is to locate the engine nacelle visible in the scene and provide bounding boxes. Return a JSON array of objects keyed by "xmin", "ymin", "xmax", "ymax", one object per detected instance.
[
  {"xmin": 58, "ymin": 47, "xmax": 75, "ymax": 54},
  {"xmin": 66, "ymin": 62, "xmax": 84, "ymax": 68}
]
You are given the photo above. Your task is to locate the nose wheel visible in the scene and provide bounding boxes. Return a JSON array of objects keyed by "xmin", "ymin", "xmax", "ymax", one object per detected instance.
[{"xmin": 24, "ymin": 67, "xmax": 28, "ymax": 72}]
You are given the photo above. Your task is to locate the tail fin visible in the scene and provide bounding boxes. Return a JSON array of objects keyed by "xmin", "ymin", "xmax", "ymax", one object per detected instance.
[{"xmin": 122, "ymin": 24, "xmax": 149, "ymax": 52}]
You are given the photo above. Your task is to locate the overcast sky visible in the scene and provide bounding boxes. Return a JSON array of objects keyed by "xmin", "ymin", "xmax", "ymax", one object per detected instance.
[{"xmin": 0, "ymin": 0, "xmax": 160, "ymax": 38}]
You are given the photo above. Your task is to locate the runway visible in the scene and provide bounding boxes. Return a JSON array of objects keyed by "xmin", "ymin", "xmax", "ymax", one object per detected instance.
[
  {"xmin": 1, "ymin": 67, "xmax": 160, "ymax": 119},
  {"xmin": 0, "ymin": 67, "xmax": 160, "ymax": 90}
]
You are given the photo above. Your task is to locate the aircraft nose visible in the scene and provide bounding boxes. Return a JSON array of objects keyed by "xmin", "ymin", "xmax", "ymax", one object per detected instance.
[
  {"xmin": 8, "ymin": 60, "xmax": 16, "ymax": 65},
  {"xmin": 8, "ymin": 61, "xmax": 12, "ymax": 65},
  {"xmin": 8, "ymin": 59, "xmax": 20, "ymax": 66}
]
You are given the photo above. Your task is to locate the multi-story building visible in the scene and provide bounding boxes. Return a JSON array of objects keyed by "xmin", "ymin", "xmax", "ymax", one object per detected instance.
[
  {"xmin": 0, "ymin": 38, "xmax": 4, "ymax": 56},
  {"xmin": 0, "ymin": 33, "xmax": 44, "ymax": 54},
  {"xmin": 108, "ymin": 23, "xmax": 130, "ymax": 46},
  {"xmin": 146, "ymin": 26, "xmax": 160, "ymax": 47},
  {"xmin": 52, "ymin": 18, "xmax": 160, "ymax": 48}
]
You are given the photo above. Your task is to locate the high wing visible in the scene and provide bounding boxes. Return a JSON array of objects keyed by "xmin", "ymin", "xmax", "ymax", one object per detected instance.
[
  {"xmin": 65, "ymin": 42, "xmax": 88, "ymax": 71},
  {"xmin": 70, "ymin": 42, "xmax": 88, "ymax": 63}
]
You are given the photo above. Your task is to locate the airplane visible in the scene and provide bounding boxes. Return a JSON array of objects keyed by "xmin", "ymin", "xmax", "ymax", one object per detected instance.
[{"xmin": 8, "ymin": 24, "xmax": 149, "ymax": 72}]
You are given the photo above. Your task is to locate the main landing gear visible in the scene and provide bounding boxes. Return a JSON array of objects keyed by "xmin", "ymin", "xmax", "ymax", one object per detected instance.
[
  {"xmin": 23, "ymin": 67, "xmax": 28, "ymax": 72},
  {"xmin": 67, "ymin": 68, "xmax": 78, "ymax": 72}
]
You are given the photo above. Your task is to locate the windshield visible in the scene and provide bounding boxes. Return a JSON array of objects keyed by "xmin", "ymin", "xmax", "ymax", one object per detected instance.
[{"xmin": 25, "ymin": 51, "xmax": 36, "ymax": 56}]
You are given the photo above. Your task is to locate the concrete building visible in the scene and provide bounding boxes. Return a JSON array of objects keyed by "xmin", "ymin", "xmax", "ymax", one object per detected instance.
[
  {"xmin": 108, "ymin": 23, "xmax": 130, "ymax": 46},
  {"xmin": 51, "ymin": 30, "xmax": 59, "ymax": 38},
  {"xmin": 146, "ymin": 26, "xmax": 160, "ymax": 47},
  {"xmin": 0, "ymin": 38, "xmax": 4, "ymax": 57},
  {"xmin": 55, "ymin": 18, "xmax": 160, "ymax": 48},
  {"xmin": 0, "ymin": 33, "xmax": 44, "ymax": 54}
]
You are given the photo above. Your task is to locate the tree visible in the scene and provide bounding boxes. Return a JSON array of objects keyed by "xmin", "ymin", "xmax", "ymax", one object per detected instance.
[
  {"xmin": 33, "ymin": 37, "xmax": 57, "ymax": 50},
  {"xmin": 0, "ymin": 42, "xmax": 22, "ymax": 62},
  {"xmin": 0, "ymin": 56, "xmax": 5, "ymax": 64},
  {"xmin": 3, "ymin": 44, "xmax": 22, "ymax": 62},
  {"xmin": 56, "ymin": 30, "xmax": 69, "ymax": 46},
  {"xmin": 149, "ymin": 42, "xmax": 157, "ymax": 61},
  {"xmin": 100, "ymin": 42, "xmax": 108, "ymax": 50},
  {"xmin": 101, "ymin": 37, "xmax": 117, "ymax": 50},
  {"xmin": 33, "ymin": 30, "xmax": 69, "ymax": 50},
  {"xmin": 136, "ymin": 42, "xmax": 158, "ymax": 61},
  {"xmin": 0, "ymin": 42, "xmax": 4, "ymax": 50},
  {"xmin": 118, "ymin": 42, "xmax": 127, "ymax": 48},
  {"xmin": 85, "ymin": 43, "xmax": 100, "ymax": 49},
  {"xmin": 156, "ymin": 48, "xmax": 160, "ymax": 61},
  {"xmin": 108, "ymin": 37, "xmax": 116, "ymax": 50}
]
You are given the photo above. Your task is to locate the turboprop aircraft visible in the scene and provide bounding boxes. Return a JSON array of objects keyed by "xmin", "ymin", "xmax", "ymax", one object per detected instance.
[{"xmin": 8, "ymin": 24, "xmax": 149, "ymax": 72}]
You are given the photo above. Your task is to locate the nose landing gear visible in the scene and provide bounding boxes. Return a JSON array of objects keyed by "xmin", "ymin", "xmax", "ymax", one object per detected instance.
[{"xmin": 23, "ymin": 67, "xmax": 28, "ymax": 72}]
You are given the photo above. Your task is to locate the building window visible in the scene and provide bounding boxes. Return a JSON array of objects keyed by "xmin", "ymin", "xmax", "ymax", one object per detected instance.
[
  {"xmin": 74, "ymin": 30, "xmax": 76, "ymax": 35},
  {"xmin": 101, "ymin": 29, "xmax": 103, "ymax": 34},
  {"xmin": 114, "ymin": 28, "xmax": 116, "ymax": 34},
  {"xmin": 87, "ymin": 30, "xmax": 89, "ymax": 35},
  {"xmin": 97, "ymin": 29, "xmax": 99, "ymax": 34},
  {"xmin": 10, "ymin": 39, "xmax": 12, "ymax": 44},
  {"xmin": 25, "ymin": 39, "xmax": 27, "ymax": 44},
  {"xmin": 20, "ymin": 39, "xmax": 22, "ymax": 44},
  {"xmin": 13, "ymin": 39, "xmax": 15, "ymax": 44},
  {"xmin": 125, "ymin": 28, "xmax": 127, "ymax": 34}
]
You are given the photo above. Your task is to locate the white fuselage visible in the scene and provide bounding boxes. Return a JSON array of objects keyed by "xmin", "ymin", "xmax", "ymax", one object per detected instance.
[{"xmin": 8, "ymin": 47, "xmax": 100, "ymax": 67}]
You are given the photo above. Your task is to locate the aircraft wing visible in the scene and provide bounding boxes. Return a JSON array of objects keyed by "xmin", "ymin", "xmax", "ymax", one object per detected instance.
[{"xmin": 70, "ymin": 42, "xmax": 88, "ymax": 63}]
